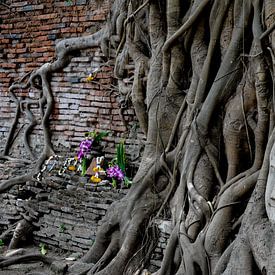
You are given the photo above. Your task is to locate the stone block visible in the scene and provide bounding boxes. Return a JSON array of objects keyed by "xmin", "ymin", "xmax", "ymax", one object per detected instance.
[
  {"xmin": 67, "ymin": 262, "xmax": 94, "ymax": 275},
  {"xmin": 76, "ymin": 0, "xmax": 87, "ymax": 5},
  {"xmin": 70, "ymin": 226, "xmax": 93, "ymax": 238},
  {"xmin": 71, "ymin": 236, "xmax": 94, "ymax": 246},
  {"xmin": 50, "ymin": 261, "xmax": 68, "ymax": 275}
]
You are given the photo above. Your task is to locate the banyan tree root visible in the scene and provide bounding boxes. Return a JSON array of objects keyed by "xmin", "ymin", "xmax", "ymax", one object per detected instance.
[
  {"xmin": 8, "ymin": 219, "xmax": 34, "ymax": 250},
  {"xmin": 0, "ymin": 253, "xmax": 53, "ymax": 268}
]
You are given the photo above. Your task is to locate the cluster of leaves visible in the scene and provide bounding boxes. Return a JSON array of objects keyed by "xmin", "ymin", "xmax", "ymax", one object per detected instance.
[
  {"xmin": 108, "ymin": 140, "xmax": 132, "ymax": 188},
  {"xmin": 39, "ymin": 243, "xmax": 47, "ymax": 255},
  {"xmin": 65, "ymin": 0, "xmax": 73, "ymax": 6},
  {"xmin": 59, "ymin": 224, "xmax": 66, "ymax": 233},
  {"xmin": 85, "ymin": 131, "xmax": 109, "ymax": 147},
  {"xmin": 115, "ymin": 140, "xmax": 126, "ymax": 172}
]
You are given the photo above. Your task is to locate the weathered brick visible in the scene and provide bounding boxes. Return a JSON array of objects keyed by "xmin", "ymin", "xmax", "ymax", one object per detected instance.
[
  {"xmin": 76, "ymin": 0, "xmax": 87, "ymax": 5},
  {"xmin": 36, "ymin": 13, "xmax": 57, "ymax": 20},
  {"xmin": 0, "ymin": 0, "xmax": 143, "ymax": 182},
  {"xmin": 10, "ymin": 1, "xmax": 28, "ymax": 7},
  {"xmin": 34, "ymin": 46, "xmax": 54, "ymax": 53},
  {"xmin": 0, "ymin": 63, "xmax": 17, "ymax": 69},
  {"xmin": 0, "ymin": 24, "xmax": 13, "ymax": 29},
  {"xmin": 15, "ymin": 48, "xmax": 27, "ymax": 53},
  {"xmin": 0, "ymin": 38, "xmax": 10, "ymax": 43},
  {"xmin": 21, "ymin": 5, "xmax": 33, "ymax": 12}
]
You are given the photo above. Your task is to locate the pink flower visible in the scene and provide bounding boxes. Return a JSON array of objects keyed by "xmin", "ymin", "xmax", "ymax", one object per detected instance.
[
  {"xmin": 77, "ymin": 139, "xmax": 93, "ymax": 161},
  {"xmin": 106, "ymin": 165, "xmax": 124, "ymax": 181},
  {"xmin": 77, "ymin": 151, "xmax": 84, "ymax": 160}
]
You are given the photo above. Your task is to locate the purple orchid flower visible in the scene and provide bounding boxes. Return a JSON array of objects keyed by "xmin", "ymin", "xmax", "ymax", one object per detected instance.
[
  {"xmin": 77, "ymin": 139, "xmax": 93, "ymax": 161},
  {"xmin": 106, "ymin": 165, "xmax": 124, "ymax": 181}
]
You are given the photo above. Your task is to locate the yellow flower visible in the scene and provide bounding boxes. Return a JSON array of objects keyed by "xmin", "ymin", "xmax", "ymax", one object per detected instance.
[
  {"xmin": 93, "ymin": 167, "xmax": 104, "ymax": 172},
  {"xmin": 68, "ymin": 165, "xmax": 76, "ymax": 171},
  {"xmin": 91, "ymin": 176, "xmax": 102, "ymax": 183},
  {"xmin": 86, "ymin": 74, "xmax": 94, "ymax": 82},
  {"xmin": 74, "ymin": 156, "xmax": 78, "ymax": 160}
]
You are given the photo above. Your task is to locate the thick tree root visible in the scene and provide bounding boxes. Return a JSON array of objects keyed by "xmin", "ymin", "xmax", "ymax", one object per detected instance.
[{"xmin": 0, "ymin": 253, "xmax": 53, "ymax": 268}]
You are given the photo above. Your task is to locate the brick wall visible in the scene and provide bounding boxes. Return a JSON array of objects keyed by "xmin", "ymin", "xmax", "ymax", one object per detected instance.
[
  {"xmin": 0, "ymin": 172, "xmax": 170, "ymax": 272},
  {"xmin": 0, "ymin": 0, "xmax": 144, "ymax": 166}
]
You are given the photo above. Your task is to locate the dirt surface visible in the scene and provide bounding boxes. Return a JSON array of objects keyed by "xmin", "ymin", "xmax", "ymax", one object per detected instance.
[
  {"xmin": 0, "ymin": 245, "xmax": 81, "ymax": 275},
  {"xmin": 0, "ymin": 262, "xmax": 48, "ymax": 275}
]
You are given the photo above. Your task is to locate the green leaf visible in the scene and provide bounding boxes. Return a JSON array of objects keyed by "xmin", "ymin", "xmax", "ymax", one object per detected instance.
[
  {"xmin": 59, "ymin": 224, "xmax": 66, "ymax": 233},
  {"xmin": 65, "ymin": 0, "xmax": 73, "ymax": 6},
  {"xmin": 124, "ymin": 177, "xmax": 132, "ymax": 188},
  {"xmin": 94, "ymin": 131, "xmax": 109, "ymax": 144},
  {"xmin": 39, "ymin": 243, "xmax": 47, "ymax": 255},
  {"xmin": 81, "ymin": 158, "xmax": 87, "ymax": 176},
  {"xmin": 116, "ymin": 140, "xmax": 126, "ymax": 172},
  {"xmin": 85, "ymin": 131, "xmax": 108, "ymax": 146},
  {"xmin": 0, "ymin": 239, "xmax": 4, "ymax": 247},
  {"xmin": 111, "ymin": 178, "xmax": 117, "ymax": 188}
]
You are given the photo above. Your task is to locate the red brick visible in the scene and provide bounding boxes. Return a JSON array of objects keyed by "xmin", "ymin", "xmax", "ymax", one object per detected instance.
[
  {"xmin": 0, "ymin": 63, "xmax": 17, "ymax": 69},
  {"xmin": 36, "ymin": 14, "xmax": 57, "ymax": 20},
  {"xmin": 0, "ymin": 24, "xmax": 13, "ymax": 29},
  {"xmin": 61, "ymin": 27, "xmax": 78, "ymax": 33},
  {"xmin": 34, "ymin": 47, "xmax": 54, "ymax": 53},
  {"xmin": 10, "ymin": 1, "xmax": 28, "ymax": 7},
  {"xmin": 16, "ymin": 48, "xmax": 27, "ymax": 53},
  {"xmin": 39, "ymin": 25, "xmax": 56, "ymax": 31},
  {"xmin": 0, "ymin": 39, "xmax": 10, "ymax": 43},
  {"xmin": 37, "ymin": 57, "xmax": 50, "ymax": 62},
  {"xmin": 15, "ymin": 58, "xmax": 32, "ymax": 63},
  {"xmin": 0, "ymin": 0, "xmax": 140, "ymax": 162},
  {"xmin": 36, "ymin": 35, "xmax": 49, "ymax": 41},
  {"xmin": 91, "ymin": 14, "xmax": 106, "ymax": 21},
  {"xmin": 15, "ymin": 43, "xmax": 25, "ymax": 48}
]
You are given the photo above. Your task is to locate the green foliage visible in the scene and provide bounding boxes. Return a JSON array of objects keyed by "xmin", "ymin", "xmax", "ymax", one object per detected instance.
[
  {"xmin": 39, "ymin": 243, "xmax": 47, "ymax": 255},
  {"xmin": 116, "ymin": 140, "xmax": 126, "ymax": 172},
  {"xmin": 124, "ymin": 176, "xmax": 132, "ymax": 188},
  {"xmin": 59, "ymin": 224, "xmax": 66, "ymax": 233},
  {"xmin": 81, "ymin": 158, "xmax": 87, "ymax": 176},
  {"xmin": 65, "ymin": 0, "xmax": 73, "ymax": 5},
  {"xmin": 108, "ymin": 140, "xmax": 133, "ymax": 188},
  {"xmin": 0, "ymin": 239, "xmax": 4, "ymax": 247},
  {"xmin": 85, "ymin": 130, "xmax": 109, "ymax": 145},
  {"xmin": 111, "ymin": 178, "xmax": 117, "ymax": 188}
]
